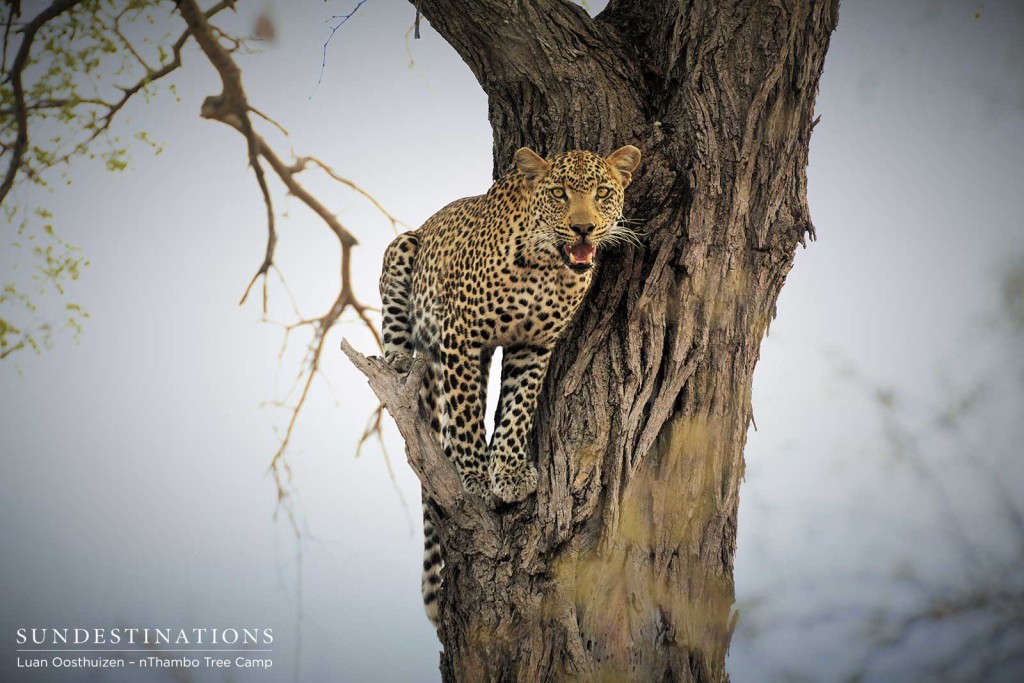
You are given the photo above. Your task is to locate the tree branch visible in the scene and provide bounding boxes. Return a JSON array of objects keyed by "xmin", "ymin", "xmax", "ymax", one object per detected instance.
[
  {"xmin": 2, "ymin": 0, "xmax": 236, "ymax": 191},
  {"xmin": 173, "ymin": 1, "xmax": 403, "ymax": 512},
  {"xmin": 412, "ymin": 0, "xmax": 610, "ymax": 91},
  {"xmin": 175, "ymin": 0, "xmax": 277, "ymax": 311},
  {"xmin": 3, "ymin": 0, "xmax": 408, "ymax": 540},
  {"xmin": 341, "ymin": 340, "xmax": 498, "ymax": 535},
  {"xmin": 0, "ymin": 0, "xmax": 83, "ymax": 207},
  {"xmin": 90, "ymin": 0, "xmax": 237, "ymax": 146},
  {"xmin": 316, "ymin": 0, "xmax": 370, "ymax": 88},
  {"xmin": 197, "ymin": 87, "xmax": 390, "ymax": 502},
  {"xmin": 294, "ymin": 155, "xmax": 408, "ymax": 233},
  {"xmin": 412, "ymin": 0, "xmax": 644, "ymax": 169}
]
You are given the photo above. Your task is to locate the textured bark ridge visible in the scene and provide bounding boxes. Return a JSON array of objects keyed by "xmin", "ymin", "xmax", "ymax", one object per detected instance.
[{"xmin": 349, "ymin": 2, "xmax": 838, "ymax": 680}]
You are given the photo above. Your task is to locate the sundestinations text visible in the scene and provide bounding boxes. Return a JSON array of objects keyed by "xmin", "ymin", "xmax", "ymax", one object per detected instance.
[{"xmin": 15, "ymin": 627, "xmax": 274, "ymax": 646}]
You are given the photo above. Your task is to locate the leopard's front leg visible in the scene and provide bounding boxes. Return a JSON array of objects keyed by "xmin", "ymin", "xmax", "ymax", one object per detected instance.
[
  {"xmin": 488, "ymin": 344, "xmax": 552, "ymax": 503},
  {"xmin": 439, "ymin": 342, "xmax": 491, "ymax": 497}
]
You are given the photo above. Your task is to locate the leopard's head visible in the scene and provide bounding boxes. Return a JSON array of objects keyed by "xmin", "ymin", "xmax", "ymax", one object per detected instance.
[{"xmin": 516, "ymin": 145, "xmax": 641, "ymax": 272}]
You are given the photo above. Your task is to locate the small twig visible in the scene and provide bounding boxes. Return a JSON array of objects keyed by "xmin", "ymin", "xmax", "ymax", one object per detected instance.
[
  {"xmin": 403, "ymin": 21, "xmax": 417, "ymax": 68},
  {"xmin": 313, "ymin": 0, "xmax": 370, "ymax": 94},
  {"xmin": 36, "ymin": 0, "xmax": 236, "ymax": 171},
  {"xmin": 296, "ymin": 155, "xmax": 408, "ymax": 232},
  {"xmin": 249, "ymin": 104, "xmax": 289, "ymax": 137},
  {"xmin": 356, "ymin": 404, "xmax": 414, "ymax": 532},
  {"xmin": 111, "ymin": 6, "xmax": 153, "ymax": 72}
]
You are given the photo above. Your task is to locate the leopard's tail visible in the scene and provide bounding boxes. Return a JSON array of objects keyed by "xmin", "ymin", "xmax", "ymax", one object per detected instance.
[
  {"xmin": 418, "ymin": 360, "xmax": 444, "ymax": 628},
  {"xmin": 380, "ymin": 237, "xmax": 443, "ymax": 627},
  {"xmin": 380, "ymin": 232, "xmax": 418, "ymax": 364},
  {"xmin": 422, "ymin": 495, "xmax": 442, "ymax": 627}
]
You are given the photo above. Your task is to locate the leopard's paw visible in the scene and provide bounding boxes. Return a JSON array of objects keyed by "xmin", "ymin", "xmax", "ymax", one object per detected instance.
[
  {"xmin": 460, "ymin": 471, "xmax": 491, "ymax": 498},
  {"xmin": 490, "ymin": 460, "xmax": 538, "ymax": 503}
]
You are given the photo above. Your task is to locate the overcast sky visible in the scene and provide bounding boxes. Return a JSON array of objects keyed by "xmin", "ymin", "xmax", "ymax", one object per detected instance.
[{"xmin": 2, "ymin": 1, "xmax": 1022, "ymax": 682}]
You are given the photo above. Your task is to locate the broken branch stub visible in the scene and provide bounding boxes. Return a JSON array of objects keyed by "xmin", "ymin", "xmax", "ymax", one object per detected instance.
[{"xmin": 340, "ymin": 340, "xmax": 497, "ymax": 534}]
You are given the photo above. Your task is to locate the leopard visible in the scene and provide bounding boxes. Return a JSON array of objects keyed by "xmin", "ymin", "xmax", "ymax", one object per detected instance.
[{"xmin": 378, "ymin": 145, "xmax": 641, "ymax": 625}]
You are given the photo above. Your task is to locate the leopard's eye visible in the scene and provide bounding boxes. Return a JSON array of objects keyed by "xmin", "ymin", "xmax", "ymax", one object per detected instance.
[
  {"xmin": 596, "ymin": 186, "xmax": 611, "ymax": 199},
  {"xmin": 549, "ymin": 187, "xmax": 567, "ymax": 200}
]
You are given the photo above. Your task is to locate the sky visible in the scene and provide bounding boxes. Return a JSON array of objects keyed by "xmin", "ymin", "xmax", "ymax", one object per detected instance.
[{"xmin": 1, "ymin": 1, "xmax": 1022, "ymax": 682}]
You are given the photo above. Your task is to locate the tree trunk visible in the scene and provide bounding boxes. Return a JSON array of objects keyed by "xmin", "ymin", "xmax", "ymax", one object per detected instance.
[{"xmin": 356, "ymin": 2, "xmax": 838, "ymax": 680}]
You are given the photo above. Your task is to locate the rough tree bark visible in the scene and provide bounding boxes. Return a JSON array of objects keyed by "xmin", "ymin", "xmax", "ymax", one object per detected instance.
[{"xmin": 348, "ymin": 1, "xmax": 838, "ymax": 680}]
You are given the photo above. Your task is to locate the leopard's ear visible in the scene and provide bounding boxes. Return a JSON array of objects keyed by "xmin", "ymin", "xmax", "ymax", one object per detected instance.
[
  {"xmin": 514, "ymin": 147, "xmax": 550, "ymax": 187},
  {"xmin": 606, "ymin": 145, "xmax": 641, "ymax": 187}
]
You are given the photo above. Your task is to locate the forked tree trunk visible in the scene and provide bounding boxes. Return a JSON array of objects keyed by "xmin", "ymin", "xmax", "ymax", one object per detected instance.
[{"xmin": 350, "ymin": 2, "xmax": 838, "ymax": 680}]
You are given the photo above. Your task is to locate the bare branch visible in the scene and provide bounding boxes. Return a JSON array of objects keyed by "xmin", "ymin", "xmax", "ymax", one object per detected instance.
[
  {"xmin": 201, "ymin": 94, "xmax": 394, "ymax": 485},
  {"xmin": 176, "ymin": 0, "xmax": 277, "ymax": 312},
  {"xmin": 341, "ymin": 340, "xmax": 498, "ymax": 535},
  {"xmin": 315, "ymin": 0, "xmax": 370, "ymax": 90},
  {"xmin": 177, "ymin": 6, "xmax": 406, "ymax": 505},
  {"xmin": 294, "ymin": 155, "xmax": 408, "ymax": 232},
  {"xmin": 249, "ymin": 104, "xmax": 289, "ymax": 137}
]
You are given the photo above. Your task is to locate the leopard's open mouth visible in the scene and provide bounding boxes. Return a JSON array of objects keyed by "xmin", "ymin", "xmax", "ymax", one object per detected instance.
[{"xmin": 561, "ymin": 241, "xmax": 596, "ymax": 272}]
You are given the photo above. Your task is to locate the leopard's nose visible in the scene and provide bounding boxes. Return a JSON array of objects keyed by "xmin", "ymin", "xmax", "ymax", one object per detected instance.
[{"xmin": 570, "ymin": 223, "xmax": 595, "ymax": 236}]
